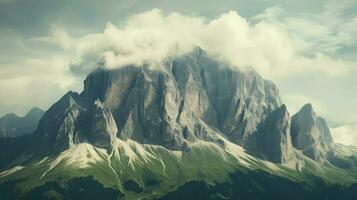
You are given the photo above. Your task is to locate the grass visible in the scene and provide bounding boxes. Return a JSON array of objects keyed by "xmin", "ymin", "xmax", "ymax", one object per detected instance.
[{"xmin": 1, "ymin": 140, "xmax": 357, "ymax": 199}]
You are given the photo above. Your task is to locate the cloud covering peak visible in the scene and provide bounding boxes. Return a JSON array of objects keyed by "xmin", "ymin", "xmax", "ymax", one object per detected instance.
[{"xmin": 38, "ymin": 9, "xmax": 354, "ymax": 80}]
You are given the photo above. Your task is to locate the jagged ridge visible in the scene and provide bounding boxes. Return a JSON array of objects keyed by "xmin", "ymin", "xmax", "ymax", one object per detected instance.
[{"xmin": 31, "ymin": 49, "xmax": 339, "ymax": 165}]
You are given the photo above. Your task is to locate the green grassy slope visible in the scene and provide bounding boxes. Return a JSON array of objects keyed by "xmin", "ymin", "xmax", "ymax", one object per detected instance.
[{"xmin": 0, "ymin": 139, "xmax": 356, "ymax": 199}]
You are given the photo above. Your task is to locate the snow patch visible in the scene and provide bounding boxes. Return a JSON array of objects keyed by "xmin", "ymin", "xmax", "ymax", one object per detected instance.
[{"xmin": 0, "ymin": 166, "xmax": 24, "ymax": 178}]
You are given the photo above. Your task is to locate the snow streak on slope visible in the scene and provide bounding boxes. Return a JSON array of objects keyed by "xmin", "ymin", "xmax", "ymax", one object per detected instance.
[{"xmin": 0, "ymin": 166, "xmax": 24, "ymax": 177}]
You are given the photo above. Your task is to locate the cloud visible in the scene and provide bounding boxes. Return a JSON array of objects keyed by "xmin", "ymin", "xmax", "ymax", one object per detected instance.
[
  {"xmin": 35, "ymin": 10, "xmax": 204, "ymax": 75},
  {"xmin": 254, "ymin": 2, "xmax": 357, "ymax": 56},
  {"xmin": 0, "ymin": 54, "xmax": 81, "ymax": 116},
  {"xmin": 331, "ymin": 124, "xmax": 357, "ymax": 146},
  {"xmin": 37, "ymin": 8, "xmax": 356, "ymax": 80}
]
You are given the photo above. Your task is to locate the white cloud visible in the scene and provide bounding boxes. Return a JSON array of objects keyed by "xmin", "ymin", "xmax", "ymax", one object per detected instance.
[
  {"xmin": 37, "ymin": 9, "xmax": 356, "ymax": 81},
  {"xmin": 0, "ymin": 55, "xmax": 81, "ymax": 115},
  {"xmin": 331, "ymin": 124, "xmax": 357, "ymax": 146},
  {"xmin": 254, "ymin": 2, "xmax": 357, "ymax": 55},
  {"xmin": 37, "ymin": 10, "xmax": 204, "ymax": 72}
]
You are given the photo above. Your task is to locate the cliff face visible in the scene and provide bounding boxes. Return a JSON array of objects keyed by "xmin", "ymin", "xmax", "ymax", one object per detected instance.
[
  {"xmin": 87, "ymin": 100, "xmax": 118, "ymax": 149},
  {"xmin": 254, "ymin": 105, "xmax": 296, "ymax": 163},
  {"xmin": 33, "ymin": 49, "xmax": 334, "ymax": 164},
  {"xmin": 291, "ymin": 104, "xmax": 334, "ymax": 162},
  {"xmin": 34, "ymin": 50, "xmax": 283, "ymax": 157}
]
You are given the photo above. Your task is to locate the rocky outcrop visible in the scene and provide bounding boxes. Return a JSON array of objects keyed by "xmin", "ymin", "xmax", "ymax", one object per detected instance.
[
  {"xmin": 35, "ymin": 92, "xmax": 85, "ymax": 153},
  {"xmin": 254, "ymin": 105, "xmax": 296, "ymax": 163},
  {"xmin": 0, "ymin": 107, "xmax": 44, "ymax": 138},
  {"xmin": 88, "ymin": 100, "xmax": 117, "ymax": 149},
  {"xmin": 31, "ymin": 49, "xmax": 339, "ymax": 166},
  {"xmin": 291, "ymin": 104, "xmax": 333, "ymax": 162},
  {"xmin": 317, "ymin": 117, "xmax": 334, "ymax": 146},
  {"xmin": 33, "ymin": 49, "xmax": 284, "ymax": 158},
  {"xmin": 79, "ymin": 49, "xmax": 281, "ymax": 150}
]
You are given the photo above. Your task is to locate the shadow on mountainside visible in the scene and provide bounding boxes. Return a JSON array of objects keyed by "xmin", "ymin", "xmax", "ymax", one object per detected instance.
[
  {"xmin": 1, "ymin": 170, "xmax": 357, "ymax": 200},
  {"xmin": 157, "ymin": 170, "xmax": 357, "ymax": 200},
  {"xmin": 0, "ymin": 176, "xmax": 123, "ymax": 200}
]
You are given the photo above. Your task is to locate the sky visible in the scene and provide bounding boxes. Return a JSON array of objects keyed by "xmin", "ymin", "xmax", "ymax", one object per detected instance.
[{"xmin": 0, "ymin": 0, "xmax": 356, "ymax": 145}]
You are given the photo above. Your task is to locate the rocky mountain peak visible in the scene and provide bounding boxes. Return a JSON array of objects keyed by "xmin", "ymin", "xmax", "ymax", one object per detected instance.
[
  {"xmin": 88, "ymin": 99, "xmax": 118, "ymax": 149},
  {"xmin": 254, "ymin": 104, "xmax": 296, "ymax": 163},
  {"xmin": 0, "ymin": 107, "xmax": 44, "ymax": 138},
  {"xmin": 25, "ymin": 107, "xmax": 44, "ymax": 118},
  {"xmin": 316, "ymin": 117, "xmax": 334, "ymax": 145},
  {"xmin": 33, "ymin": 50, "xmax": 285, "ymax": 158},
  {"xmin": 301, "ymin": 103, "xmax": 313, "ymax": 111},
  {"xmin": 291, "ymin": 103, "xmax": 333, "ymax": 162},
  {"xmin": 29, "ymin": 49, "xmax": 337, "ymax": 166}
]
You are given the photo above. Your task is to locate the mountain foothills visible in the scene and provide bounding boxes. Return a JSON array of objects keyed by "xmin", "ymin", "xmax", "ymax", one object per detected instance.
[{"xmin": 0, "ymin": 49, "xmax": 356, "ymax": 200}]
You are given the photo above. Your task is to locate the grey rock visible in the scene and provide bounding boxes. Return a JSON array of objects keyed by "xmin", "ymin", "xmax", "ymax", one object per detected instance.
[
  {"xmin": 35, "ymin": 91, "xmax": 85, "ymax": 153},
  {"xmin": 33, "ymin": 50, "xmax": 284, "ymax": 156},
  {"xmin": 88, "ymin": 100, "xmax": 117, "ymax": 149},
  {"xmin": 78, "ymin": 49, "xmax": 281, "ymax": 151},
  {"xmin": 32, "ymin": 49, "xmax": 335, "ymax": 166},
  {"xmin": 291, "ymin": 103, "xmax": 333, "ymax": 162},
  {"xmin": 317, "ymin": 117, "xmax": 334, "ymax": 146},
  {"xmin": 254, "ymin": 105, "xmax": 296, "ymax": 163},
  {"xmin": 0, "ymin": 107, "xmax": 44, "ymax": 138}
]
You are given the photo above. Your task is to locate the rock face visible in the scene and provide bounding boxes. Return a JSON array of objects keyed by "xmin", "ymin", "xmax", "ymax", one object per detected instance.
[
  {"xmin": 88, "ymin": 100, "xmax": 117, "ymax": 149},
  {"xmin": 34, "ymin": 50, "xmax": 284, "ymax": 159},
  {"xmin": 254, "ymin": 105, "xmax": 296, "ymax": 163},
  {"xmin": 291, "ymin": 104, "xmax": 333, "ymax": 162},
  {"xmin": 0, "ymin": 107, "xmax": 44, "ymax": 138},
  {"xmin": 35, "ymin": 92, "xmax": 85, "ymax": 152},
  {"xmin": 32, "ymin": 49, "xmax": 335, "ymax": 165}
]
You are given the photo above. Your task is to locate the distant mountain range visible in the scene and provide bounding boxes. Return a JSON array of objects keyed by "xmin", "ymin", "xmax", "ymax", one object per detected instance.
[
  {"xmin": 0, "ymin": 49, "xmax": 356, "ymax": 200},
  {"xmin": 0, "ymin": 107, "xmax": 44, "ymax": 174},
  {"xmin": 0, "ymin": 107, "xmax": 44, "ymax": 138}
]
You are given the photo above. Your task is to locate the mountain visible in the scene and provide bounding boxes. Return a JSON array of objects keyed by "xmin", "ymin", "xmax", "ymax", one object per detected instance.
[
  {"xmin": 0, "ymin": 107, "xmax": 44, "ymax": 170},
  {"xmin": 34, "ymin": 49, "xmax": 283, "ymax": 160},
  {"xmin": 0, "ymin": 49, "xmax": 356, "ymax": 200},
  {"xmin": 291, "ymin": 103, "xmax": 334, "ymax": 162},
  {"xmin": 0, "ymin": 107, "xmax": 44, "ymax": 169},
  {"xmin": 327, "ymin": 143, "xmax": 357, "ymax": 169},
  {"xmin": 254, "ymin": 104, "xmax": 296, "ymax": 164},
  {"xmin": 0, "ymin": 107, "xmax": 44, "ymax": 138}
]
